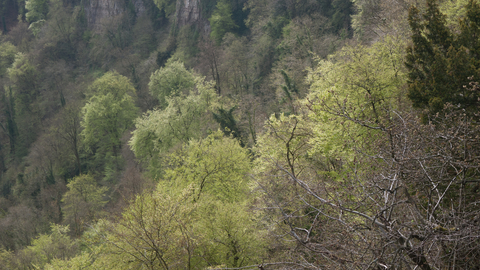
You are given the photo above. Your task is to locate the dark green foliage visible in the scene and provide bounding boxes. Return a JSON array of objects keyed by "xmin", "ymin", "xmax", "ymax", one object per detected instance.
[
  {"xmin": 331, "ymin": 0, "xmax": 353, "ymax": 33},
  {"xmin": 201, "ymin": 0, "xmax": 217, "ymax": 18},
  {"xmin": 279, "ymin": 69, "xmax": 298, "ymax": 114},
  {"xmin": 0, "ymin": 0, "xmax": 17, "ymax": 32},
  {"xmin": 1, "ymin": 89, "xmax": 18, "ymax": 157},
  {"xmin": 7, "ymin": 54, "xmax": 41, "ymax": 159},
  {"xmin": 156, "ymin": 37, "xmax": 176, "ymax": 67},
  {"xmin": 25, "ymin": 0, "xmax": 48, "ymax": 23},
  {"xmin": 268, "ymin": 0, "xmax": 352, "ymax": 34},
  {"xmin": 152, "ymin": 0, "xmax": 175, "ymax": 18},
  {"xmin": 144, "ymin": 0, "xmax": 166, "ymax": 29},
  {"xmin": 0, "ymin": 0, "xmax": 367, "ymax": 260},
  {"xmin": 265, "ymin": 15, "xmax": 289, "ymax": 39},
  {"xmin": 213, "ymin": 107, "xmax": 243, "ymax": 143},
  {"xmin": 176, "ymin": 24, "xmax": 201, "ymax": 60},
  {"xmin": 406, "ymin": 0, "xmax": 480, "ymax": 119},
  {"xmin": 280, "ymin": 69, "xmax": 298, "ymax": 98},
  {"xmin": 230, "ymin": 0, "xmax": 249, "ymax": 35},
  {"xmin": 132, "ymin": 15, "xmax": 157, "ymax": 58},
  {"xmin": 209, "ymin": 0, "xmax": 238, "ymax": 45},
  {"xmin": 458, "ymin": 0, "xmax": 480, "ymax": 67}
]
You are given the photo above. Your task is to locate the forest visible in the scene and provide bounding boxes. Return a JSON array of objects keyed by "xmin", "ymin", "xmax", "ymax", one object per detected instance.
[{"xmin": 0, "ymin": 0, "xmax": 479, "ymax": 268}]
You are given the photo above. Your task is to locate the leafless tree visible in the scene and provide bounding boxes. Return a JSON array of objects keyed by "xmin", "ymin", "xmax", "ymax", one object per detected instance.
[{"xmin": 255, "ymin": 102, "xmax": 480, "ymax": 269}]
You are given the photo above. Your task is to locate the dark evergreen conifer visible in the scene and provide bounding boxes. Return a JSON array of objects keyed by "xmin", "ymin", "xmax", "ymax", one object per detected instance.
[
  {"xmin": 405, "ymin": 0, "xmax": 480, "ymax": 120},
  {"xmin": 213, "ymin": 107, "xmax": 244, "ymax": 146}
]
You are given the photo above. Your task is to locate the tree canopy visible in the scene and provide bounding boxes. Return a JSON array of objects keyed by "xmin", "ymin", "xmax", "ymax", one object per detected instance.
[
  {"xmin": 405, "ymin": 0, "xmax": 480, "ymax": 119},
  {"xmin": 82, "ymin": 71, "xmax": 138, "ymax": 167},
  {"xmin": 3, "ymin": 0, "xmax": 480, "ymax": 269}
]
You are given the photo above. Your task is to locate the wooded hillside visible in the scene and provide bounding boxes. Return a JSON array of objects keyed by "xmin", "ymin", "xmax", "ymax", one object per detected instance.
[{"xmin": 0, "ymin": 0, "xmax": 479, "ymax": 269}]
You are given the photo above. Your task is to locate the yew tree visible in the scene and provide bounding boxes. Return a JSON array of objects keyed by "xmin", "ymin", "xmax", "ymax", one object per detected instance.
[{"xmin": 405, "ymin": 0, "xmax": 480, "ymax": 119}]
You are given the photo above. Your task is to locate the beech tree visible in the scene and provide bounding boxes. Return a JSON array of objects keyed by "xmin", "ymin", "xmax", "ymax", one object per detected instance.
[
  {"xmin": 96, "ymin": 132, "xmax": 263, "ymax": 269},
  {"xmin": 148, "ymin": 60, "xmax": 196, "ymax": 108},
  {"xmin": 0, "ymin": 42, "xmax": 17, "ymax": 77},
  {"xmin": 53, "ymin": 103, "xmax": 82, "ymax": 175},
  {"xmin": 253, "ymin": 33, "xmax": 480, "ymax": 270},
  {"xmin": 0, "ymin": 224, "xmax": 78, "ymax": 269},
  {"xmin": 0, "ymin": 42, "xmax": 19, "ymax": 158},
  {"xmin": 81, "ymin": 71, "xmax": 138, "ymax": 172},
  {"xmin": 6, "ymin": 52, "xmax": 40, "ymax": 158},
  {"xmin": 130, "ymin": 75, "xmax": 218, "ymax": 178},
  {"xmin": 101, "ymin": 187, "xmax": 197, "ymax": 270},
  {"xmin": 25, "ymin": 0, "xmax": 48, "ymax": 23},
  {"xmin": 62, "ymin": 174, "xmax": 108, "ymax": 235},
  {"xmin": 306, "ymin": 35, "xmax": 406, "ymax": 159},
  {"xmin": 164, "ymin": 131, "xmax": 251, "ymax": 202}
]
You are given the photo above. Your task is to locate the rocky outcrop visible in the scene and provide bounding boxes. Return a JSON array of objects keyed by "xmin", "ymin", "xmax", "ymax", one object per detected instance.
[
  {"xmin": 175, "ymin": 0, "xmax": 201, "ymax": 27},
  {"xmin": 85, "ymin": 0, "xmax": 146, "ymax": 27},
  {"xmin": 83, "ymin": 0, "xmax": 210, "ymax": 31}
]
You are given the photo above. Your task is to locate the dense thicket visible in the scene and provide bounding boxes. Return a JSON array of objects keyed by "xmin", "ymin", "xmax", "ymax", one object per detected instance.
[
  {"xmin": 0, "ymin": 0, "xmax": 479, "ymax": 269},
  {"xmin": 406, "ymin": 0, "xmax": 480, "ymax": 120}
]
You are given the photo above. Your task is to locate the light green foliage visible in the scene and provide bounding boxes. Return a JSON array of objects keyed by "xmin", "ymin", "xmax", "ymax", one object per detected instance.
[
  {"xmin": 7, "ymin": 53, "xmax": 39, "ymax": 112},
  {"xmin": 351, "ymin": 0, "xmax": 412, "ymax": 40},
  {"xmin": 0, "ymin": 224, "xmax": 78, "ymax": 269},
  {"xmin": 25, "ymin": 0, "xmax": 48, "ymax": 23},
  {"xmin": 255, "ymin": 113, "xmax": 312, "ymax": 177},
  {"xmin": 252, "ymin": 38, "xmax": 409, "ymax": 264},
  {"xmin": 306, "ymin": 36, "xmax": 406, "ymax": 156},
  {"xmin": 209, "ymin": 0, "xmax": 238, "ymax": 45},
  {"xmin": 61, "ymin": 175, "xmax": 108, "ymax": 235},
  {"xmin": 148, "ymin": 60, "xmax": 196, "ymax": 108},
  {"xmin": 130, "ymin": 76, "xmax": 218, "ymax": 178},
  {"xmin": 0, "ymin": 42, "xmax": 17, "ymax": 77},
  {"xmin": 25, "ymin": 0, "xmax": 48, "ymax": 35},
  {"xmin": 440, "ymin": 0, "xmax": 470, "ymax": 27},
  {"xmin": 0, "ymin": 249, "xmax": 13, "ymax": 268},
  {"xmin": 45, "ymin": 253, "xmax": 95, "ymax": 270},
  {"xmin": 97, "ymin": 133, "xmax": 261, "ymax": 269},
  {"xmin": 162, "ymin": 133, "xmax": 262, "ymax": 267},
  {"xmin": 251, "ymin": 40, "xmax": 410, "ymax": 268},
  {"xmin": 152, "ymin": 0, "xmax": 175, "ymax": 17},
  {"xmin": 99, "ymin": 187, "xmax": 198, "ymax": 269},
  {"xmin": 164, "ymin": 131, "xmax": 251, "ymax": 202},
  {"xmin": 252, "ymin": 113, "xmax": 323, "ymax": 240},
  {"xmin": 43, "ymin": 221, "xmax": 121, "ymax": 269},
  {"xmin": 196, "ymin": 198, "xmax": 266, "ymax": 268},
  {"xmin": 24, "ymin": 224, "xmax": 77, "ymax": 269},
  {"xmin": 7, "ymin": 52, "xmax": 40, "ymax": 158},
  {"xmin": 82, "ymin": 71, "xmax": 138, "ymax": 162}
]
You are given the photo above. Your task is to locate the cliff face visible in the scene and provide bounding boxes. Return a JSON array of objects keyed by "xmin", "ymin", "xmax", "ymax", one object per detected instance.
[
  {"xmin": 175, "ymin": 0, "xmax": 201, "ymax": 27},
  {"xmin": 85, "ymin": 0, "xmax": 146, "ymax": 27},
  {"xmin": 84, "ymin": 0, "xmax": 208, "ymax": 31}
]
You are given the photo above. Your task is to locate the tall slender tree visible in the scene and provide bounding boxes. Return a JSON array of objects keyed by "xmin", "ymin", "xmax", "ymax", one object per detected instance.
[{"xmin": 405, "ymin": 0, "xmax": 480, "ymax": 119}]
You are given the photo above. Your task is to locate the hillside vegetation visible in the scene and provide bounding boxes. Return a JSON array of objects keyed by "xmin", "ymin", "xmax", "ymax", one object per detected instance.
[{"xmin": 0, "ymin": 0, "xmax": 480, "ymax": 269}]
